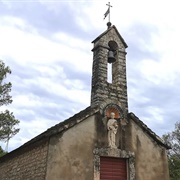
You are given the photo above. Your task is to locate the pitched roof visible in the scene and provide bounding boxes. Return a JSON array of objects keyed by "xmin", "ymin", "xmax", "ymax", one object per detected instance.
[
  {"xmin": 0, "ymin": 107, "xmax": 170, "ymax": 162},
  {"xmin": 22, "ymin": 106, "xmax": 99, "ymax": 146},
  {"xmin": 128, "ymin": 112, "xmax": 171, "ymax": 149},
  {"xmin": 92, "ymin": 25, "xmax": 128, "ymax": 48},
  {"xmin": 0, "ymin": 106, "xmax": 99, "ymax": 162}
]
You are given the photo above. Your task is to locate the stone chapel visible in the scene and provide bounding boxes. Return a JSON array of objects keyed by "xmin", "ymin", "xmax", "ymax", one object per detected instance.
[{"xmin": 0, "ymin": 23, "xmax": 170, "ymax": 180}]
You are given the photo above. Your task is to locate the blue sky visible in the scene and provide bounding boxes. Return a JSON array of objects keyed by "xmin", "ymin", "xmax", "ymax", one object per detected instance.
[{"xmin": 0, "ymin": 0, "xmax": 180, "ymax": 151}]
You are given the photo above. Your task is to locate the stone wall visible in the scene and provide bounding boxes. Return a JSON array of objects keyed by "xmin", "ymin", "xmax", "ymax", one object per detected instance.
[
  {"xmin": 91, "ymin": 27, "xmax": 128, "ymax": 113},
  {"xmin": 0, "ymin": 110, "xmax": 170, "ymax": 180},
  {"xmin": 45, "ymin": 115, "xmax": 97, "ymax": 180},
  {"xmin": 128, "ymin": 119, "xmax": 170, "ymax": 180},
  {"xmin": 0, "ymin": 139, "xmax": 48, "ymax": 180}
]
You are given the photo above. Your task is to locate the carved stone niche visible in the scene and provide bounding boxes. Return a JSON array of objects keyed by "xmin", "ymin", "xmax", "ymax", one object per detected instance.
[
  {"xmin": 101, "ymin": 103, "xmax": 128, "ymax": 149},
  {"xmin": 101, "ymin": 102, "xmax": 128, "ymax": 126},
  {"xmin": 93, "ymin": 148, "xmax": 135, "ymax": 180},
  {"xmin": 104, "ymin": 103, "xmax": 123, "ymax": 119}
]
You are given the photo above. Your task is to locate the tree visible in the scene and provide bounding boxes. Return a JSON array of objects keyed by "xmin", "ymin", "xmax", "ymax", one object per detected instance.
[
  {"xmin": 0, "ymin": 146, "xmax": 7, "ymax": 157},
  {"xmin": 0, "ymin": 60, "xmax": 20, "ymax": 153},
  {"xmin": 163, "ymin": 122, "xmax": 180, "ymax": 180}
]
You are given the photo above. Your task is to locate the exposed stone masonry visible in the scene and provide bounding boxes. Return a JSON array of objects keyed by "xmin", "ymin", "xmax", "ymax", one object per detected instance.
[
  {"xmin": 0, "ymin": 107, "xmax": 99, "ymax": 180},
  {"xmin": 0, "ymin": 140, "xmax": 48, "ymax": 180},
  {"xmin": 91, "ymin": 26, "xmax": 128, "ymax": 114}
]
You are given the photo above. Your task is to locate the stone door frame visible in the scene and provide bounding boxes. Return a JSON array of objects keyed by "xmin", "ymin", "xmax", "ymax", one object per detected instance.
[{"xmin": 93, "ymin": 148, "xmax": 135, "ymax": 180}]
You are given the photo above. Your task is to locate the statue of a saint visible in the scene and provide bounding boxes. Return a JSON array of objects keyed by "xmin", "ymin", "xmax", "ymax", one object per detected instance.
[{"xmin": 107, "ymin": 112, "xmax": 118, "ymax": 148}]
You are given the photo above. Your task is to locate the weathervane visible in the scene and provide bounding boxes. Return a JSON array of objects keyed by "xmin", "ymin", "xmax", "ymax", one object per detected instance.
[{"xmin": 104, "ymin": 2, "xmax": 112, "ymax": 22}]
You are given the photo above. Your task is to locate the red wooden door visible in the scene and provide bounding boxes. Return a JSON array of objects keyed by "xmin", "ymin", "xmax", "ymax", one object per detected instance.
[{"xmin": 100, "ymin": 157, "xmax": 127, "ymax": 180}]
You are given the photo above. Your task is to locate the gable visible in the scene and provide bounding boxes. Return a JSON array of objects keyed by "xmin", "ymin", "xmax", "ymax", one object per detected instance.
[
  {"xmin": 0, "ymin": 106, "xmax": 99, "ymax": 163},
  {"xmin": 92, "ymin": 25, "xmax": 128, "ymax": 49},
  {"xmin": 46, "ymin": 113, "xmax": 97, "ymax": 179},
  {"xmin": 128, "ymin": 112, "xmax": 170, "ymax": 149}
]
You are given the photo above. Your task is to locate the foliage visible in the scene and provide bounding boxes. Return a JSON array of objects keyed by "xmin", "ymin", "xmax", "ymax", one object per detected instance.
[
  {"xmin": 0, "ymin": 146, "xmax": 7, "ymax": 157},
  {"xmin": 168, "ymin": 155, "xmax": 180, "ymax": 180},
  {"xmin": 0, "ymin": 60, "xmax": 20, "ymax": 153},
  {"xmin": 163, "ymin": 122, "xmax": 180, "ymax": 180},
  {"xmin": 0, "ymin": 110, "xmax": 20, "ymax": 142},
  {"xmin": 0, "ymin": 60, "xmax": 12, "ymax": 106}
]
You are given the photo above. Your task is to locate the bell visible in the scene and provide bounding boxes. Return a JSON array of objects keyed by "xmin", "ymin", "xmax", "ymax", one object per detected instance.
[{"xmin": 108, "ymin": 50, "xmax": 116, "ymax": 63}]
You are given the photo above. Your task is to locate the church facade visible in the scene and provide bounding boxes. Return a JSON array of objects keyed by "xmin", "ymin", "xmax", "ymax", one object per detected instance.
[{"xmin": 0, "ymin": 24, "xmax": 170, "ymax": 180}]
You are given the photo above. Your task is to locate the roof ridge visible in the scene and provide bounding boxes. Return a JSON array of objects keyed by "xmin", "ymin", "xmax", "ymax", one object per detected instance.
[
  {"xmin": 0, "ymin": 106, "xmax": 99, "ymax": 162},
  {"xmin": 92, "ymin": 25, "xmax": 128, "ymax": 48},
  {"xmin": 128, "ymin": 112, "xmax": 171, "ymax": 149}
]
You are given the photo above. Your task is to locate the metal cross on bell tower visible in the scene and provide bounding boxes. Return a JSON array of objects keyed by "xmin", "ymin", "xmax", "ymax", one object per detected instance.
[{"xmin": 104, "ymin": 2, "xmax": 112, "ymax": 28}]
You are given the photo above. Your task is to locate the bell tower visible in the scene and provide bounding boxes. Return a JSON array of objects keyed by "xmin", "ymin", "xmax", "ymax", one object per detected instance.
[{"xmin": 90, "ymin": 24, "xmax": 128, "ymax": 113}]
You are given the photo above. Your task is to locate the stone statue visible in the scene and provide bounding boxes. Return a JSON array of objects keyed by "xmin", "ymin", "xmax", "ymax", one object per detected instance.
[{"xmin": 107, "ymin": 112, "xmax": 118, "ymax": 148}]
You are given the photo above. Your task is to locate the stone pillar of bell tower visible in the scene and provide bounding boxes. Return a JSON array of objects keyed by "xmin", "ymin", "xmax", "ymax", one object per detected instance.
[{"xmin": 90, "ymin": 25, "xmax": 128, "ymax": 113}]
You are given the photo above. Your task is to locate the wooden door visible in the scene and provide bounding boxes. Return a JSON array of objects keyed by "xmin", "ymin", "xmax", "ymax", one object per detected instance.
[{"xmin": 100, "ymin": 157, "xmax": 127, "ymax": 180}]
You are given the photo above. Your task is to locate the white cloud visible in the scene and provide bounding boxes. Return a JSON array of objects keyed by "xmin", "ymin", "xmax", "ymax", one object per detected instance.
[{"xmin": 0, "ymin": 0, "xmax": 180, "ymax": 151}]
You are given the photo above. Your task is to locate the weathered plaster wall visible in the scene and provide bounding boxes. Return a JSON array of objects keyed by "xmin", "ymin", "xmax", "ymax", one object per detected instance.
[
  {"xmin": 45, "ymin": 115, "xmax": 96, "ymax": 180},
  {"xmin": 0, "ymin": 140, "xmax": 48, "ymax": 180},
  {"xmin": 129, "ymin": 119, "xmax": 169, "ymax": 180}
]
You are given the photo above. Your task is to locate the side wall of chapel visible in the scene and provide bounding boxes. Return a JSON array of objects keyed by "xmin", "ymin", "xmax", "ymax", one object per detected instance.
[{"xmin": 0, "ymin": 139, "xmax": 48, "ymax": 180}]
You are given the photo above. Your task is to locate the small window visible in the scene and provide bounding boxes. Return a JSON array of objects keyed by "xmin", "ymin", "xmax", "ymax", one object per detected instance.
[
  {"xmin": 100, "ymin": 157, "xmax": 127, "ymax": 180},
  {"xmin": 107, "ymin": 63, "xmax": 112, "ymax": 83},
  {"xmin": 107, "ymin": 40, "xmax": 118, "ymax": 84}
]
